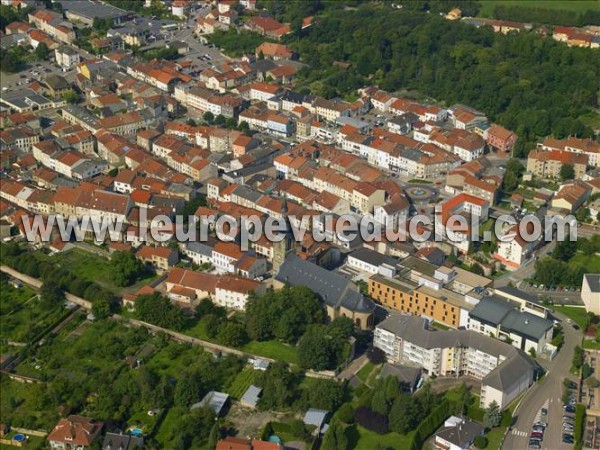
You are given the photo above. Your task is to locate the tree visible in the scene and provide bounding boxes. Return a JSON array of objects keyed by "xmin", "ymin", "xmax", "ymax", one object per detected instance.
[
  {"xmin": 214, "ymin": 114, "xmax": 226, "ymax": 126},
  {"xmin": 34, "ymin": 42, "xmax": 49, "ymax": 60},
  {"xmin": 474, "ymin": 435, "xmax": 488, "ymax": 449},
  {"xmin": 483, "ymin": 401, "xmax": 502, "ymax": 428},
  {"xmin": 91, "ymin": 297, "xmax": 111, "ymax": 320},
  {"xmin": 553, "ymin": 236, "xmax": 577, "ymax": 262},
  {"xmin": 40, "ymin": 280, "xmax": 64, "ymax": 308},
  {"xmin": 560, "ymin": 164, "xmax": 576, "ymax": 181},
  {"xmin": 305, "ymin": 379, "xmax": 346, "ymax": 411},
  {"xmin": 110, "ymin": 250, "xmax": 145, "ymax": 287},
  {"xmin": 203, "ymin": 111, "xmax": 214, "ymax": 123},
  {"xmin": 454, "ymin": 382, "xmax": 472, "ymax": 415},
  {"xmin": 62, "ymin": 88, "xmax": 79, "ymax": 104},
  {"xmin": 216, "ymin": 321, "xmax": 248, "ymax": 347},
  {"xmin": 573, "ymin": 345, "xmax": 584, "ymax": 371},
  {"xmin": 367, "ymin": 347, "xmax": 386, "ymax": 364},
  {"xmin": 136, "ymin": 293, "xmax": 187, "ymax": 331},
  {"xmin": 354, "ymin": 406, "xmax": 388, "ymax": 434},
  {"xmin": 174, "ymin": 370, "xmax": 204, "ymax": 407}
]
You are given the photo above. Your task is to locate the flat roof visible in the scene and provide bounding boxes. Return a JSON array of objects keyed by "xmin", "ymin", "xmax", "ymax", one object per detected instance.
[{"xmin": 61, "ymin": 0, "xmax": 127, "ymax": 20}]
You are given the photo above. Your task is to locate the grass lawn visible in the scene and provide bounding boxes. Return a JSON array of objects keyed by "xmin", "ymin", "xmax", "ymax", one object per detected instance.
[
  {"xmin": 583, "ymin": 339, "xmax": 600, "ymax": 350},
  {"xmin": 228, "ymin": 368, "xmax": 259, "ymax": 399},
  {"xmin": 347, "ymin": 425, "xmax": 415, "ymax": 450},
  {"xmin": 356, "ymin": 362, "xmax": 375, "ymax": 383},
  {"xmin": 41, "ymin": 249, "xmax": 156, "ymax": 293},
  {"xmin": 478, "ymin": 0, "xmax": 598, "ymax": 17},
  {"xmin": 570, "ymin": 253, "xmax": 600, "ymax": 273},
  {"xmin": 554, "ymin": 305, "xmax": 590, "ymax": 329},
  {"xmin": 242, "ymin": 340, "xmax": 298, "ymax": 365}
]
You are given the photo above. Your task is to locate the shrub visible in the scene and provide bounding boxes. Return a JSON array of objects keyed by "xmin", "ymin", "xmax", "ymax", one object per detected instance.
[
  {"xmin": 354, "ymin": 406, "xmax": 388, "ymax": 434},
  {"xmin": 474, "ymin": 435, "xmax": 488, "ymax": 449}
]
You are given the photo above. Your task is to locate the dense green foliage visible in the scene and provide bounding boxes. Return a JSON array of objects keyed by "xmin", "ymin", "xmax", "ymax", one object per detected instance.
[
  {"xmin": 245, "ymin": 286, "xmax": 324, "ymax": 343},
  {"xmin": 492, "ymin": 5, "xmax": 600, "ymax": 27},
  {"xmin": 575, "ymin": 404, "xmax": 586, "ymax": 450},
  {"xmin": 111, "ymin": 250, "xmax": 147, "ymax": 287},
  {"xmin": 297, "ymin": 318, "xmax": 354, "ymax": 371},
  {"xmin": 135, "ymin": 293, "xmax": 188, "ymax": 331},
  {"xmin": 207, "ymin": 30, "xmax": 273, "ymax": 57},
  {"xmin": 290, "ymin": 4, "xmax": 598, "ymax": 154}
]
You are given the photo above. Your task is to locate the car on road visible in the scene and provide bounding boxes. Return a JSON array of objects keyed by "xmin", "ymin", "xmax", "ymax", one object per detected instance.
[{"xmin": 541, "ymin": 407, "xmax": 548, "ymax": 416}]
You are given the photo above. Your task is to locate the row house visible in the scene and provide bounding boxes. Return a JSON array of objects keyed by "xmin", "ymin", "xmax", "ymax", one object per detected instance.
[
  {"xmin": 165, "ymin": 267, "xmax": 265, "ymax": 309},
  {"xmin": 32, "ymin": 141, "xmax": 106, "ymax": 179},
  {"xmin": 136, "ymin": 245, "xmax": 179, "ymax": 272},
  {"xmin": 538, "ymin": 137, "xmax": 599, "ymax": 167},
  {"xmin": 449, "ymin": 105, "xmax": 488, "ymax": 131},
  {"xmin": 526, "ymin": 149, "xmax": 588, "ymax": 179},
  {"xmin": 312, "ymin": 98, "xmax": 352, "ymax": 122},
  {"xmin": 551, "ymin": 180, "xmax": 591, "ymax": 213},
  {"xmin": 97, "ymin": 110, "xmax": 152, "ymax": 136},
  {"xmin": 429, "ymin": 129, "xmax": 485, "ymax": 162},
  {"xmin": 175, "ymin": 85, "xmax": 247, "ymax": 118},
  {"xmin": 212, "ymin": 241, "xmax": 267, "ymax": 279},
  {"xmin": 238, "ymin": 105, "xmax": 293, "ymax": 137},
  {"xmin": 28, "ymin": 9, "xmax": 75, "ymax": 43},
  {"xmin": 0, "ymin": 126, "xmax": 40, "ymax": 151},
  {"xmin": 96, "ymin": 129, "xmax": 146, "ymax": 167}
]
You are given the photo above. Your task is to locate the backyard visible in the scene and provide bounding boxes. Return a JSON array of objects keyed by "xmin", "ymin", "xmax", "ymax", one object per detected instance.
[{"xmin": 478, "ymin": 0, "xmax": 598, "ymax": 17}]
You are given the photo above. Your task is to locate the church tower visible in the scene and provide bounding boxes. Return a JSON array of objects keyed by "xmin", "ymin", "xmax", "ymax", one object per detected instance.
[{"xmin": 272, "ymin": 196, "xmax": 295, "ymax": 273}]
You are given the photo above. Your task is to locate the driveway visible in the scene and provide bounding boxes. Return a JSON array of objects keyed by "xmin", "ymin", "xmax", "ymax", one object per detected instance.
[{"xmin": 501, "ymin": 312, "xmax": 581, "ymax": 450}]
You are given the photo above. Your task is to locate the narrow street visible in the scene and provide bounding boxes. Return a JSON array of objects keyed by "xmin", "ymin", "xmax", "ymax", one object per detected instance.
[{"xmin": 501, "ymin": 312, "xmax": 580, "ymax": 450}]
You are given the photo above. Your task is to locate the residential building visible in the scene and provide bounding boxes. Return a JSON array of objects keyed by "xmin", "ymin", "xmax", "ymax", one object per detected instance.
[
  {"xmin": 582, "ymin": 274, "xmax": 600, "ymax": 315},
  {"xmin": 47, "ymin": 415, "xmax": 103, "ymax": 450},
  {"xmin": 136, "ymin": 245, "xmax": 179, "ymax": 272},
  {"xmin": 467, "ymin": 296, "xmax": 554, "ymax": 354},
  {"xmin": 374, "ymin": 314, "xmax": 536, "ymax": 409},
  {"xmin": 493, "ymin": 221, "xmax": 539, "ymax": 270},
  {"xmin": 486, "ymin": 124, "xmax": 517, "ymax": 153},
  {"xmin": 55, "ymin": 45, "xmax": 81, "ymax": 69},
  {"xmin": 434, "ymin": 416, "xmax": 485, "ymax": 450},
  {"xmin": 527, "ymin": 149, "xmax": 588, "ymax": 179}
]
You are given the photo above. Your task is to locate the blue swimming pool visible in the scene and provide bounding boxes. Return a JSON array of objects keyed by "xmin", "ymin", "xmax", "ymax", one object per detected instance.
[
  {"xmin": 13, "ymin": 434, "xmax": 26, "ymax": 442},
  {"xmin": 130, "ymin": 428, "xmax": 143, "ymax": 437},
  {"xmin": 268, "ymin": 436, "xmax": 282, "ymax": 443}
]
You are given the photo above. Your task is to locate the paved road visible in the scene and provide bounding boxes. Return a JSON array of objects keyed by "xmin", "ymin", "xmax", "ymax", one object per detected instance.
[{"xmin": 501, "ymin": 313, "xmax": 580, "ymax": 450}]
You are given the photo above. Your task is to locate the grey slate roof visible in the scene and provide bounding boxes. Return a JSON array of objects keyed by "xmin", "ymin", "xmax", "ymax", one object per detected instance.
[
  {"xmin": 379, "ymin": 363, "xmax": 422, "ymax": 391},
  {"xmin": 240, "ymin": 385, "xmax": 262, "ymax": 408},
  {"xmin": 585, "ymin": 274, "xmax": 600, "ymax": 292},
  {"xmin": 348, "ymin": 248, "xmax": 398, "ymax": 268},
  {"xmin": 276, "ymin": 254, "xmax": 375, "ymax": 314},
  {"xmin": 303, "ymin": 408, "xmax": 329, "ymax": 429},
  {"xmin": 377, "ymin": 314, "xmax": 536, "ymax": 392},
  {"xmin": 470, "ymin": 296, "xmax": 553, "ymax": 340},
  {"xmin": 102, "ymin": 432, "xmax": 143, "ymax": 450},
  {"xmin": 435, "ymin": 416, "xmax": 484, "ymax": 448},
  {"xmin": 185, "ymin": 242, "xmax": 213, "ymax": 257},
  {"xmin": 192, "ymin": 391, "xmax": 229, "ymax": 416}
]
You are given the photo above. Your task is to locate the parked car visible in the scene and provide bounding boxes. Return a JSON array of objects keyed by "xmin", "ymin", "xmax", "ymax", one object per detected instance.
[
  {"xmin": 564, "ymin": 405, "xmax": 576, "ymax": 413},
  {"xmin": 534, "ymin": 421, "xmax": 547, "ymax": 428},
  {"xmin": 531, "ymin": 431, "xmax": 543, "ymax": 439}
]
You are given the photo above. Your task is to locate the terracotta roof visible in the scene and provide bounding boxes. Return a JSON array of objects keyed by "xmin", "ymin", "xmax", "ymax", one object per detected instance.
[{"xmin": 47, "ymin": 415, "xmax": 103, "ymax": 447}]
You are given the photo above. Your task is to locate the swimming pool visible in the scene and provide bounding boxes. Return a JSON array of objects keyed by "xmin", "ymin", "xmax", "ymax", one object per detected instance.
[
  {"xmin": 13, "ymin": 434, "xmax": 26, "ymax": 443},
  {"xmin": 130, "ymin": 428, "xmax": 143, "ymax": 437}
]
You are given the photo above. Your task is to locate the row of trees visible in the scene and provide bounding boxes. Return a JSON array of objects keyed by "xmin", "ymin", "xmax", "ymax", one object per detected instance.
[
  {"xmin": 288, "ymin": 4, "xmax": 598, "ymax": 154},
  {"xmin": 491, "ymin": 5, "xmax": 600, "ymax": 27}
]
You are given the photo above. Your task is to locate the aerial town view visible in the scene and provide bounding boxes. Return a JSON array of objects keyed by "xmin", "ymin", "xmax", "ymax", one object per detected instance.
[{"xmin": 0, "ymin": 0, "xmax": 600, "ymax": 449}]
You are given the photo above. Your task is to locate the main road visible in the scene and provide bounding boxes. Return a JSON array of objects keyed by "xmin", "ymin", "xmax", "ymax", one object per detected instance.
[{"xmin": 501, "ymin": 312, "xmax": 581, "ymax": 450}]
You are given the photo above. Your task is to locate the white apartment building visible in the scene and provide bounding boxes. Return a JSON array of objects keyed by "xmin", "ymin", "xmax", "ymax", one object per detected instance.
[{"xmin": 374, "ymin": 314, "xmax": 536, "ymax": 409}]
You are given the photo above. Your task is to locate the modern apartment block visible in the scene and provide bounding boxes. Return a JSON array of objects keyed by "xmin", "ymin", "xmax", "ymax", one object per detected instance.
[
  {"xmin": 368, "ymin": 256, "xmax": 492, "ymax": 328},
  {"xmin": 374, "ymin": 314, "xmax": 537, "ymax": 409}
]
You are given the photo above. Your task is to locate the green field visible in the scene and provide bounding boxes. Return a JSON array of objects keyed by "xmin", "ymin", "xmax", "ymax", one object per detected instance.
[
  {"xmin": 570, "ymin": 253, "xmax": 600, "ymax": 273},
  {"xmin": 38, "ymin": 248, "xmax": 156, "ymax": 293},
  {"xmin": 479, "ymin": 0, "xmax": 599, "ymax": 17},
  {"xmin": 356, "ymin": 362, "xmax": 375, "ymax": 383},
  {"xmin": 348, "ymin": 425, "xmax": 415, "ymax": 450},
  {"xmin": 242, "ymin": 340, "xmax": 298, "ymax": 365},
  {"xmin": 228, "ymin": 368, "xmax": 259, "ymax": 399},
  {"xmin": 554, "ymin": 305, "xmax": 590, "ymax": 329}
]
